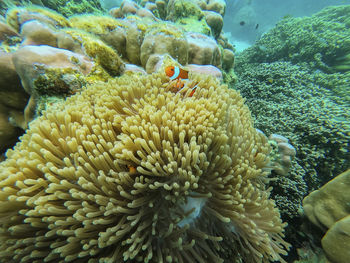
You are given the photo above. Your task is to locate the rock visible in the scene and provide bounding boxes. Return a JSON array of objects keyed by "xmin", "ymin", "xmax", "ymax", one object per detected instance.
[
  {"xmin": 99, "ymin": 27, "xmax": 128, "ymax": 60},
  {"xmin": 56, "ymin": 31, "xmax": 84, "ymax": 54},
  {"xmin": 20, "ymin": 20, "xmax": 57, "ymax": 47},
  {"xmin": 269, "ymin": 134, "xmax": 289, "ymax": 144},
  {"xmin": 0, "ymin": 104, "xmax": 22, "ymax": 152},
  {"xmin": 0, "ymin": 52, "xmax": 28, "ymax": 117},
  {"xmin": 0, "ymin": 21, "xmax": 19, "ymax": 42},
  {"xmin": 187, "ymin": 64, "xmax": 222, "ymax": 79},
  {"xmin": 0, "ymin": 52, "xmax": 26, "ymax": 151},
  {"xmin": 109, "ymin": 7, "xmax": 124, "ymax": 18},
  {"xmin": 204, "ymin": 11, "xmax": 223, "ymax": 38},
  {"xmin": 12, "ymin": 45, "xmax": 94, "ymax": 128},
  {"xmin": 125, "ymin": 24, "xmax": 143, "ymax": 65},
  {"xmin": 321, "ymin": 215, "xmax": 350, "ymax": 263},
  {"xmin": 145, "ymin": 53, "xmax": 167, "ymax": 73},
  {"xmin": 166, "ymin": 0, "xmax": 203, "ymax": 21},
  {"xmin": 303, "ymin": 169, "xmax": 350, "ymax": 263},
  {"xmin": 303, "ymin": 169, "xmax": 350, "ymax": 231},
  {"xmin": 186, "ymin": 32, "xmax": 221, "ymax": 67},
  {"xmin": 206, "ymin": 0, "xmax": 226, "ymax": 16},
  {"xmin": 140, "ymin": 23, "xmax": 188, "ymax": 67},
  {"xmin": 13, "ymin": 45, "xmax": 93, "ymax": 94},
  {"xmin": 6, "ymin": 7, "xmax": 70, "ymax": 32},
  {"xmin": 125, "ymin": 63, "xmax": 147, "ymax": 74},
  {"xmin": 136, "ymin": 8, "xmax": 157, "ymax": 19},
  {"xmin": 121, "ymin": 0, "xmax": 139, "ymax": 15},
  {"xmin": 222, "ymin": 48, "xmax": 235, "ymax": 71}
]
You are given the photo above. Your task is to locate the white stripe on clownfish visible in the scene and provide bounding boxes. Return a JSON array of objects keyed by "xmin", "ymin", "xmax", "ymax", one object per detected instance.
[{"xmin": 169, "ymin": 66, "xmax": 180, "ymax": 80}]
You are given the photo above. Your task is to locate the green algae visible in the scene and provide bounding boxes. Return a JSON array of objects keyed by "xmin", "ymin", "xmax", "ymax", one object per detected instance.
[
  {"xmin": 63, "ymin": 28, "xmax": 125, "ymax": 77},
  {"xmin": 176, "ymin": 17, "xmax": 211, "ymax": 35}
]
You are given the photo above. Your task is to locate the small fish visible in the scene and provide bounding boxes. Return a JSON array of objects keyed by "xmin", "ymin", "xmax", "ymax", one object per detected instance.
[
  {"xmin": 165, "ymin": 66, "xmax": 188, "ymax": 80},
  {"xmin": 255, "ymin": 23, "xmax": 259, "ymax": 29},
  {"xmin": 239, "ymin": 21, "xmax": 245, "ymax": 26},
  {"xmin": 128, "ymin": 165, "xmax": 137, "ymax": 175},
  {"xmin": 177, "ymin": 83, "xmax": 197, "ymax": 97},
  {"xmin": 188, "ymin": 86, "xmax": 197, "ymax": 97},
  {"xmin": 267, "ymin": 78, "xmax": 274, "ymax": 84},
  {"xmin": 165, "ymin": 66, "xmax": 197, "ymax": 97}
]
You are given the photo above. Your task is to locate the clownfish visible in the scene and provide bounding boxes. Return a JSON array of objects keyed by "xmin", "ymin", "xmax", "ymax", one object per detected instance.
[
  {"xmin": 165, "ymin": 66, "xmax": 188, "ymax": 81},
  {"xmin": 165, "ymin": 66, "xmax": 197, "ymax": 97}
]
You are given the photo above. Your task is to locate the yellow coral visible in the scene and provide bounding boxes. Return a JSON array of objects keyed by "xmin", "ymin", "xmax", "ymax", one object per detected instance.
[
  {"xmin": 69, "ymin": 14, "xmax": 127, "ymax": 35},
  {"xmin": 0, "ymin": 69, "xmax": 289, "ymax": 262},
  {"xmin": 63, "ymin": 29, "xmax": 125, "ymax": 77}
]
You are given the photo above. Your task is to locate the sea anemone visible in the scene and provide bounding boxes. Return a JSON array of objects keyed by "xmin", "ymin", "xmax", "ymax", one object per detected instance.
[{"xmin": 0, "ymin": 68, "xmax": 289, "ymax": 262}]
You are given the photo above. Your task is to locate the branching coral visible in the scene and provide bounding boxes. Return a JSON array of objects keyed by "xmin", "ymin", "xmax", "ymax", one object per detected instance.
[{"xmin": 0, "ymin": 69, "xmax": 289, "ymax": 262}]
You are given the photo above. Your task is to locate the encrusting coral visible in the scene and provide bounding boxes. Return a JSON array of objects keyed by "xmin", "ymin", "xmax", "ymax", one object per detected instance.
[{"xmin": 0, "ymin": 67, "xmax": 289, "ymax": 262}]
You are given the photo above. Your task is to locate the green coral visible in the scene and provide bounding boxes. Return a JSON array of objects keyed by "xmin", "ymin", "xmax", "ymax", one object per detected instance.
[
  {"xmin": 239, "ymin": 5, "xmax": 350, "ymax": 72},
  {"xmin": 332, "ymin": 52, "xmax": 350, "ymax": 72},
  {"xmin": 311, "ymin": 70, "xmax": 350, "ymax": 105},
  {"xmin": 233, "ymin": 59, "xmax": 350, "ymax": 260},
  {"xmin": 222, "ymin": 68, "xmax": 237, "ymax": 86},
  {"xmin": 234, "ymin": 61, "xmax": 350, "ymax": 190}
]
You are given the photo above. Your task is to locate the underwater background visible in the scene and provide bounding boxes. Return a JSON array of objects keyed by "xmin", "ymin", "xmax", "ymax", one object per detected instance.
[{"xmin": 0, "ymin": 0, "xmax": 349, "ymax": 262}]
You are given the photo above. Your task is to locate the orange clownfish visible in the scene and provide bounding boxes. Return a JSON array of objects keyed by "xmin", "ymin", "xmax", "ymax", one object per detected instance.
[
  {"xmin": 165, "ymin": 66, "xmax": 188, "ymax": 81},
  {"xmin": 165, "ymin": 66, "xmax": 197, "ymax": 97}
]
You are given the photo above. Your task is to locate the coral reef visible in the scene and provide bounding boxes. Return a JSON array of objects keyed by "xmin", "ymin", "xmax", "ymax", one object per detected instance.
[
  {"xmin": 137, "ymin": 0, "xmax": 226, "ymax": 39},
  {"xmin": 11, "ymin": 45, "xmax": 94, "ymax": 128},
  {"xmin": 234, "ymin": 61, "xmax": 350, "ymax": 190},
  {"xmin": 140, "ymin": 23, "xmax": 188, "ymax": 67},
  {"xmin": 233, "ymin": 6, "xmax": 350, "ymax": 262},
  {"xmin": 0, "ymin": 69, "xmax": 290, "ymax": 262},
  {"xmin": 239, "ymin": 5, "xmax": 350, "ymax": 73},
  {"xmin": 0, "ymin": 0, "xmax": 104, "ymax": 17},
  {"xmin": 186, "ymin": 31, "xmax": 221, "ymax": 67},
  {"xmin": 303, "ymin": 169, "xmax": 350, "ymax": 263},
  {"xmin": 0, "ymin": 2, "xmax": 237, "ymax": 155}
]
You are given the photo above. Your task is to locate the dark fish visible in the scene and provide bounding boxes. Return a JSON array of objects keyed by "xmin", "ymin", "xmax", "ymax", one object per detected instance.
[
  {"xmin": 255, "ymin": 23, "xmax": 259, "ymax": 29},
  {"xmin": 239, "ymin": 21, "xmax": 245, "ymax": 26}
]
